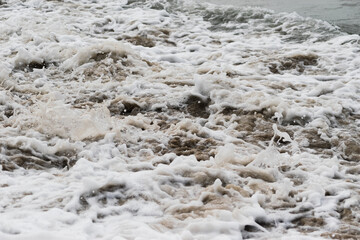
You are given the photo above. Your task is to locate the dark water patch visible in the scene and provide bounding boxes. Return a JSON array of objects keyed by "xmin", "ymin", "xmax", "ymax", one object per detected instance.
[
  {"xmin": 121, "ymin": 35, "xmax": 156, "ymax": 48},
  {"xmin": 124, "ymin": 0, "xmax": 174, "ymax": 12},
  {"xmin": 201, "ymin": 191, "xmax": 232, "ymax": 205},
  {"xmin": 300, "ymin": 129, "xmax": 332, "ymax": 149},
  {"xmin": 150, "ymin": 1, "xmax": 165, "ymax": 10},
  {"xmin": 290, "ymin": 203, "xmax": 314, "ymax": 214},
  {"xmin": 0, "ymin": 144, "xmax": 76, "ymax": 171},
  {"xmin": 163, "ymin": 39, "xmax": 177, "ymax": 47},
  {"xmin": 14, "ymin": 60, "xmax": 55, "ymax": 72},
  {"xmin": 243, "ymin": 224, "xmax": 261, "ymax": 233},
  {"xmin": 338, "ymin": 23, "xmax": 360, "ymax": 35},
  {"xmin": 151, "ymin": 113, "xmax": 179, "ymax": 130},
  {"xmin": 270, "ymin": 201, "xmax": 297, "ymax": 210},
  {"xmin": 78, "ymin": 182, "xmax": 159, "ymax": 218},
  {"xmin": 218, "ymin": 106, "xmax": 298, "ymax": 148},
  {"xmin": 203, "ymin": 8, "xmax": 239, "ymax": 25},
  {"xmin": 72, "ymin": 92, "xmax": 109, "ymax": 109},
  {"xmin": 0, "ymin": 105, "xmax": 14, "ymax": 121},
  {"xmin": 117, "ymin": 28, "xmax": 172, "ymax": 46},
  {"xmin": 202, "ymin": 7, "xmax": 269, "ymax": 31},
  {"xmin": 107, "ymin": 99, "xmax": 142, "ymax": 116},
  {"xmin": 282, "ymin": 114, "xmax": 312, "ymax": 127},
  {"xmin": 79, "ymin": 183, "xmax": 127, "ymax": 208},
  {"xmin": 220, "ymin": 106, "xmax": 237, "ymax": 115},
  {"xmin": 241, "ymin": 217, "xmax": 275, "ymax": 239},
  {"xmin": 242, "ymin": 226, "xmax": 267, "ymax": 239},
  {"xmin": 125, "ymin": 0, "xmax": 146, "ymax": 6},
  {"xmin": 92, "ymin": 18, "xmax": 116, "ymax": 34},
  {"xmin": 191, "ymin": 171, "xmax": 230, "ymax": 187},
  {"xmin": 291, "ymin": 216, "xmax": 325, "ymax": 233},
  {"xmin": 237, "ymin": 167, "xmax": 276, "ymax": 182},
  {"xmin": 221, "ymin": 106, "xmax": 274, "ymax": 121},
  {"xmin": 167, "ymin": 136, "xmax": 216, "ymax": 161},
  {"xmin": 89, "ymin": 92, "xmax": 108, "ymax": 103},
  {"xmin": 4, "ymin": 106, "xmax": 14, "ymax": 118},
  {"xmin": 321, "ymin": 230, "xmax": 360, "ymax": 240},
  {"xmin": 237, "ymin": 117, "xmax": 292, "ymax": 147},
  {"xmin": 269, "ymin": 54, "xmax": 318, "ymax": 74},
  {"xmin": 336, "ymin": 109, "xmax": 360, "ymax": 127},
  {"xmin": 339, "ymin": 208, "xmax": 358, "ymax": 225},
  {"xmin": 285, "ymin": 171, "xmax": 307, "ymax": 186},
  {"xmin": 341, "ymin": 137, "xmax": 360, "ymax": 162},
  {"xmin": 160, "ymin": 175, "xmax": 194, "ymax": 188},
  {"xmin": 73, "ymin": 92, "xmax": 109, "ymax": 107},
  {"xmin": 185, "ymin": 95, "xmax": 210, "ymax": 118},
  {"xmin": 1, "ymin": 154, "xmax": 56, "ymax": 171},
  {"xmin": 90, "ymin": 51, "xmax": 128, "ymax": 63},
  {"xmin": 282, "ymin": 33, "xmax": 312, "ymax": 44},
  {"xmin": 127, "ymin": 164, "xmax": 154, "ymax": 172},
  {"xmin": 278, "ymin": 165, "xmax": 291, "ymax": 173},
  {"xmin": 163, "ymin": 81, "xmax": 193, "ymax": 88},
  {"xmin": 81, "ymin": 60, "xmax": 128, "ymax": 82}
]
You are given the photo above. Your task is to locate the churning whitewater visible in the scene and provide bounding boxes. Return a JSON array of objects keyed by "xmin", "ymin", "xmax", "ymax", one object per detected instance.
[{"xmin": 0, "ymin": 0, "xmax": 359, "ymax": 239}]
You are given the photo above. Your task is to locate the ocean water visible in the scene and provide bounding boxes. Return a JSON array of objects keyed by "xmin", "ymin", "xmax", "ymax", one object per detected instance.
[
  {"xmin": 0, "ymin": 0, "xmax": 359, "ymax": 239},
  {"xmin": 198, "ymin": 0, "xmax": 360, "ymax": 34}
]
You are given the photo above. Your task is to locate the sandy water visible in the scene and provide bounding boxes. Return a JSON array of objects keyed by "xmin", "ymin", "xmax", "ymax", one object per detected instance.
[{"xmin": 0, "ymin": 0, "xmax": 359, "ymax": 239}]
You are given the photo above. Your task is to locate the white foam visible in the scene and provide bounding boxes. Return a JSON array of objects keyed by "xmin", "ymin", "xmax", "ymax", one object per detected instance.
[{"xmin": 0, "ymin": 0, "xmax": 359, "ymax": 239}]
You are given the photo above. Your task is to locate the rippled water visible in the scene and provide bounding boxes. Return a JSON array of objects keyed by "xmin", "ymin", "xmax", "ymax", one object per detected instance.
[
  {"xmin": 198, "ymin": 0, "xmax": 360, "ymax": 34},
  {"xmin": 0, "ymin": 0, "xmax": 359, "ymax": 239}
]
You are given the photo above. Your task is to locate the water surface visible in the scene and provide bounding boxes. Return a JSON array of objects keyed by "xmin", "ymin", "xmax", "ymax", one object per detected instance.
[
  {"xmin": 198, "ymin": 0, "xmax": 360, "ymax": 34},
  {"xmin": 0, "ymin": 0, "xmax": 359, "ymax": 239}
]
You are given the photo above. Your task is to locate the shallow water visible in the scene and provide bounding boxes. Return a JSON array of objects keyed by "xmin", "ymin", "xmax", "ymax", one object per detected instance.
[{"xmin": 0, "ymin": 0, "xmax": 359, "ymax": 239}]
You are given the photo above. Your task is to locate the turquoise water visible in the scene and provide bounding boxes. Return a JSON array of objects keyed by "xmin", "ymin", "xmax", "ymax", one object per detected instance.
[{"xmin": 198, "ymin": 0, "xmax": 360, "ymax": 34}]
